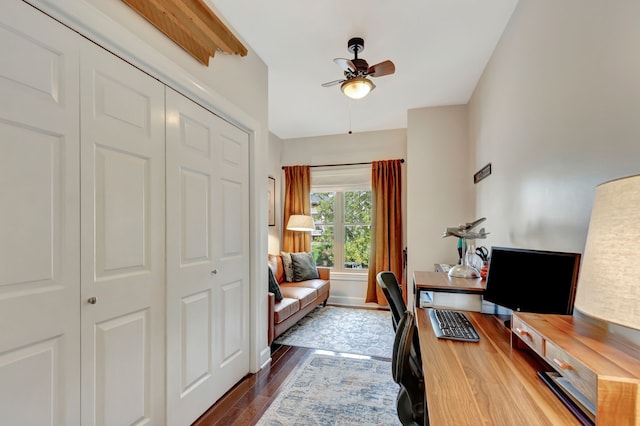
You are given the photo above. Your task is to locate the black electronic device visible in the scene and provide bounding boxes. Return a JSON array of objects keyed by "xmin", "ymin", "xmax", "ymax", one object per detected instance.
[{"xmin": 484, "ymin": 247, "xmax": 581, "ymax": 318}]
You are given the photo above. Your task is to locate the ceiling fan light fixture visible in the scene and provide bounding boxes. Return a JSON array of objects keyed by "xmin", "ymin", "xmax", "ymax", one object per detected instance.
[{"xmin": 341, "ymin": 77, "xmax": 374, "ymax": 99}]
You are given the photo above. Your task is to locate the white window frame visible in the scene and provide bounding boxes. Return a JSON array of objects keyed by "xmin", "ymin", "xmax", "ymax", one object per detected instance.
[{"xmin": 311, "ymin": 165, "xmax": 371, "ymax": 274}]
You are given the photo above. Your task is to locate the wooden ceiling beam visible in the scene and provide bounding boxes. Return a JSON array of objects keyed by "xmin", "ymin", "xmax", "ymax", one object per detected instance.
[
  {"xmin": 123, "ymin": 0, "xmax": 213, "ymax": 64},
  {"xmin": 183, "ymin": 0, "xmax": 248, "ymax": 56},
  {"xmin": 121, "ymin": 0, "xmax": 247, "ymax": 66}
]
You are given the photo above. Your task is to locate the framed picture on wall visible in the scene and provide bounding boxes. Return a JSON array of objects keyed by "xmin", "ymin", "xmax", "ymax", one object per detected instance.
[{"xmin": 268, "ymin": 176, "xmax": 276, "ymax": 226}]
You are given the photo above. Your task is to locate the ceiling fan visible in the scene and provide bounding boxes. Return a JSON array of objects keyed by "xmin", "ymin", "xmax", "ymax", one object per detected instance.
[{"xmin": 322, "ymin": 37, "xmax": 395, "ymax": 99}]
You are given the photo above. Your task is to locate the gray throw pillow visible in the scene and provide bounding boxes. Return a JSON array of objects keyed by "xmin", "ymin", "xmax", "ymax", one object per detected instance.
[{"xmin": 291, "ymin": 252, "xmax": 319, "ymax": 281}]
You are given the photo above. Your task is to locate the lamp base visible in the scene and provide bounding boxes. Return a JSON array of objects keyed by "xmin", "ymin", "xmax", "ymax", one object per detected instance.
[{"xmin": 448, "ymin": 264, "xmax": 480, "ymax": 279}]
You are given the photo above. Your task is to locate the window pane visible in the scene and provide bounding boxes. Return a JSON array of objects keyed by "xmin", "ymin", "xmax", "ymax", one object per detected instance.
[
  {"xmin": 311, "ymin": 192, "xmax": 334, "ymax": 224},
  {"xmin": 312, "ymin": 225, "xmax": 334, "ymax": 267},
  {"xmin": 311, "ymin": 191, "xmax": 335, "ymax": 267},
  {"xmin": 344, "ymin": 190, "xmax": 371, "ymax": 224},
  {"xmin": 344, "ymin": 225, "xmax": 370, "ymax": 269},
  {"xmin": 344, "ymin": 191, "xmax": 371, "ymax": 270}
]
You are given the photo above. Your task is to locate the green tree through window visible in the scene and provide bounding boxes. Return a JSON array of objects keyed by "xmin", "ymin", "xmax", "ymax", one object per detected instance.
[{"xmin": 311, "ymin": 190, "xmax": 371, "ymax": 270}]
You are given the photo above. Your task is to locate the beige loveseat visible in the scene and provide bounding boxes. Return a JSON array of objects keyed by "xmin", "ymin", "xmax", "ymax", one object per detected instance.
[{"xmin": 268, "ymin": 253, "xmax": 331, "ymax": 345}]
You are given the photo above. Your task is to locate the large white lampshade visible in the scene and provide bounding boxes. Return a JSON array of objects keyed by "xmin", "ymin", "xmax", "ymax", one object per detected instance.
[
  {"xmin": 286, "ymin": 215, "xmax": 315, "ymax": 232},
  {"xmin": 574, "ymin": 174, "xmax": 640, "ymax": 330}
]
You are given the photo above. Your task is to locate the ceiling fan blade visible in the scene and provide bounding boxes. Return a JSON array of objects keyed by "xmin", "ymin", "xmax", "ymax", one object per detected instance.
[
  {"xmin": 333, "ymin": 58, "xmax": 356, "ymax": 72},
  {"xmin": 321, "ymin": 79, "xmax": 345, "ymax": 87},
  {"xmin": 367, "ymin": 60, "xmax": 395, "ymax": 77}
]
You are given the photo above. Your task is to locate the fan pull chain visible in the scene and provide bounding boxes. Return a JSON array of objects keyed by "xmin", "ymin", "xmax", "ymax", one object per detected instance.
[{"xmin": 348, "ymin": 100, "xmax": 352, "ymax": 134}]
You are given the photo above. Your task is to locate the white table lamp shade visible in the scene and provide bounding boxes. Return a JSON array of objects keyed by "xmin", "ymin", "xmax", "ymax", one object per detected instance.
[
  {"xmin": 286, "ymin": 215, "xmax": 315, "ymax": 232},
  {"xmin": 574, "ymin": 174, "xmax": 640, "ymax": 330}
]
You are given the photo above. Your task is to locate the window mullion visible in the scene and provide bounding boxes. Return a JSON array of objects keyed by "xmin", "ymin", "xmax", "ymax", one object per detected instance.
[{"xmin": 334, "ymin": 192, "xmax": 345, "ymax": 271}]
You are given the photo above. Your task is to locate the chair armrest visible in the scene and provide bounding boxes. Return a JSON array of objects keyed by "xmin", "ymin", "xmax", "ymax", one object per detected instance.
[
  {"xmin": 268, "ymin": 292, "xmax": 275, "ymax": 345},
  {"xmin": 317, "ymin": 266, "xmax": 330, "ymax": 281}
]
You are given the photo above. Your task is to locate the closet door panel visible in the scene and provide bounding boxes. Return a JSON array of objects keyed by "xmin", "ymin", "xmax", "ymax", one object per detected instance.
[
  {"xmin": 212, "ymin": 122, "xmax": 250, "ymax": 388},
  {"xmin": 94, "ymin": 147, "xmax": 149, "ymax": 276},
  {"xmin": 95, "ymin": 310, "xmax": 149, "ymax": 426},
  {"xmin": 166, "ymin": 88, "xmax": 250, "ymax": 425},
  {"xmin": 0, "ymin": 3, "xmax": 80, "ymax": 425},
  {"xmin": 166, "ymin": 88, "xmax": 218, "ymax": 425},
  {"xmin": 80, "ymin": 40, "xmax": 165, "ymax": 426}
]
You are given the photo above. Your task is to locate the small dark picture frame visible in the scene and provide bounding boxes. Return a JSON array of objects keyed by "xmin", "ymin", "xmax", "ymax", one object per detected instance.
[
  {"xmin": 474, "ymin": 163, "xmax": 492, "ymax": 184},
  {"xmin": 268, "ymin": 177, "xmax": 276, "ymax": 226}
]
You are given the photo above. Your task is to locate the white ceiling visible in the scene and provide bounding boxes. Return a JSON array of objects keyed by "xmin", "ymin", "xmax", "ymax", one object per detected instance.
[{"xmin": 208, "ymin": 0, "xmax": 519, "ymax": 140}]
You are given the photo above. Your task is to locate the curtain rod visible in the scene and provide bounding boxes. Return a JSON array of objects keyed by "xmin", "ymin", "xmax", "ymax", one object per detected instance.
[{"xmin": 282, "ymin": 159, "xmax": 404, "ymax": 170}]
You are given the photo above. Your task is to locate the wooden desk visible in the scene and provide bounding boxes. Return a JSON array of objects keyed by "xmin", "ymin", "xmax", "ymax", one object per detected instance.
[
  {"xmin": 512, "ymin": 312, "xmax": 640, "ymax": 425},
  {"xmin": 415, "ymin": 309, "xmax": 581, "ymax": 425}
]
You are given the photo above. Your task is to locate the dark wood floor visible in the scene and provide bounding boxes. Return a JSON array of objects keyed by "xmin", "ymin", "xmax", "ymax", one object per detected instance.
[
  {"xmin": 193, "ymin": 306, "xmax": 393, "ymax": 425},
  {"xmin": 192, "ymin": 344, "xmax": 392, "ymax": 426},
  {"xmin": 191, "ymin": 345, "xmax": 311, "ymax": 426}
]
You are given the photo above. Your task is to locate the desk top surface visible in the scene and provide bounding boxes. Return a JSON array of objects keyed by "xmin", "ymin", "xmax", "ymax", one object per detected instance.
[
  {"xmin": 413, "ymin": 270, "xmax": 485, "ymax": 293},
  {"xmin": 415, "ymin": 309, "xmax": 580, "ymax": 425}
]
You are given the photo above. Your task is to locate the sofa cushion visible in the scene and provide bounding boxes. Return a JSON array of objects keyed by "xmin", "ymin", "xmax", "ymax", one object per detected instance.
[
  {"xmin": 291, "ymin": 252, "xmax": 319, "ymax": 281},
  {"xmin": 268, "ymin": 265, "xmax": 283, "ymax": 302},
  {"xmin": 294, "ymin": 279, "xmax": 330, "ymax": 300},
  {"xmin": 279, "ymin": 285, "xmax": 317, "ymax": 309},
  {"xmin": 280, "ymin": 252, "xmax": 294, "ymax": 282},
  {"xmin": 268, "ymin": 254, "xmax": 285, "ymax": 284},
  {"xmin": 273, "ymin": 298, "xmax": 299, "ymax": 324}
]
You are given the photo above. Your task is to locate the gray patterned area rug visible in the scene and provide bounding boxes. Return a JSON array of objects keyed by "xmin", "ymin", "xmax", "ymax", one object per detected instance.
[
  {"xmin": 256, "ymin": 353, "xmax": 401, "ymax": 426},
  {"xmin": 274, "ymin": 306, "xmax": 395, "ymax": 358}
]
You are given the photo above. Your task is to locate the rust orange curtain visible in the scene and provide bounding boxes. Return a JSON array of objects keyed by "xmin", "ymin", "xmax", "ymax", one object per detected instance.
[
  {"xmin": 282, "ymin": 165, "xmax": 311, "ymax": 252},
  {"xmin": 366, "ymin": 159, "xmax": 404, "ymax": 305}
]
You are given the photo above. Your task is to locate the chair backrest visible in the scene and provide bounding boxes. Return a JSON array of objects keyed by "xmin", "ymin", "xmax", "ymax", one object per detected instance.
[
  {"xmin": 392, "ymin": 311, "xmax": 426, "ymax": 424},
  {"xmin": 392, "ymin": 310, "xmax": 414, "ymax": 384},
  {"xmin": 377, "ymin": 271, "xmax": 423, "ymax": 375},
  {"xmin": 376, "ymin": 271, "xmax": 406, "ymax": 331}
]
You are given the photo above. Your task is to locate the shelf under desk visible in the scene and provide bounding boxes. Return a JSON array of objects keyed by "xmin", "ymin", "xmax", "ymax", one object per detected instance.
[
  {"xmin": 414, "ymin": 271, "xmax": 485, "ymax": 311},
  {"xmin": 415, "ymin": 309, "xmax": 581, "ymax": 425}
]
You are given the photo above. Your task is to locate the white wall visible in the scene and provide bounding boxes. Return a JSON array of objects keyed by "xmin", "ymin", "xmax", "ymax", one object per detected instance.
[
  {"xmin": 470, "ymin": 0, "xmax": 640, "ymax": 252},
  {"xmin": 282, "ymin": 128, "xmax": 407, "ymax": 167},
  {"xmin": 406, "ymin": 105, "xmax": 474, "ymax": 307},
  {"xmin": 469, "ymin": 0, "xmax": 640, "ymax": 341},
  {"xmin": 281, "ymin": 129, "xmax": 407, "ymax": 307},
  {"xmin": 268, "ymin": 133, "xmax": 283, "ymax": 254}
]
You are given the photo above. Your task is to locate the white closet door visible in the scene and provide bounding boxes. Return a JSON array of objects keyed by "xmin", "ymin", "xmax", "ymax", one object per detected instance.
[
  {"xmin": 166, "ymin": 88, "xmax": 250, "ymax": 425},
  {"xmin": 0, "ymin": 3, "xmax": 80, "ymax": 425},
  {"xmin": 80, "ymin": 40, "xmax": 165, "ymax": 425},
  {"xmin": 210, "ymin": 99, "xmax": 251, "ymax": 394}
]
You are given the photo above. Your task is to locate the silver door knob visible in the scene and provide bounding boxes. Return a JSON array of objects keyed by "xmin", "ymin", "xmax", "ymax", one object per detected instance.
[
  {"xmin": 211, "ymin": 269, "xmax": 218, "ymax": 275},
  {"xmin": 88, "ymin": 297, "xmax": 97, "ymax": 304}
]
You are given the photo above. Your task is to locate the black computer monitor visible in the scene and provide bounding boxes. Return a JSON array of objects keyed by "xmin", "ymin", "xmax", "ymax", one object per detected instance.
[{"xmin": 484, "ymin": 246, "xmax": 581, "ymax": 316}]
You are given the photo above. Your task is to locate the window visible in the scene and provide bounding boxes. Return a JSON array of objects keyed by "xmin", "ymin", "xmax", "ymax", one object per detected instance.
[{"xmin": 310, "ymin": 165, "xmax": 372, "ymax": 272}]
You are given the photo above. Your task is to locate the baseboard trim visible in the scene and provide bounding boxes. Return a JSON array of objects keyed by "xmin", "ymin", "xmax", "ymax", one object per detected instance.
[
  {"xmin": 327, "ymin": 296, "xmax": 389, "ymax": 310},
  {"xmin": 259, "ymin": 347, "xmax": 271, "ymax": 371}
]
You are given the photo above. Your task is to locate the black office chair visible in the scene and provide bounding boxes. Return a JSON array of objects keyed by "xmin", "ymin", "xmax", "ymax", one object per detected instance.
[
  {"xmin": 376, "ymin": 271, "xmax": 406, "ymax": 331},
  {"xmin": 377, "ymin": 271, "xmax": 422, "ymax": 374},
  {"xmin": 392, "ymin": 311, "xmax": 426, "ymax": 425}
]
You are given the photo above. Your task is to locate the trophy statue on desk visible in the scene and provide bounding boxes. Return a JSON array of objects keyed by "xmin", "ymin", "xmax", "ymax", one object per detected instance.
[{"xmin": 442, "ymin": 218, "xmax": 489, "ymax": 278}]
